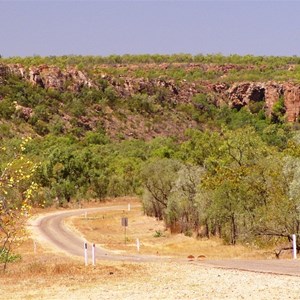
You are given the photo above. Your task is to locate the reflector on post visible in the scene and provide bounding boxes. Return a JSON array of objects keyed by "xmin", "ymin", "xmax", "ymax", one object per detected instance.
[{"xmin": 84, "ymin": 242, "xmax": 88, "ymax": 266}]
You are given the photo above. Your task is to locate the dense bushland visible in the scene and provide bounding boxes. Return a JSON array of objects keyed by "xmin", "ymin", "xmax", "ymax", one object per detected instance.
[
  {"xmin": 2, "ymin": 53, "xmax": 300, "ymax": 83},
  {"xmin": 2, "ymin": 53, "xmax": 300, "ymax": 66},
  {"xmin": 1, "ymin": 54, "xmax": 300, "ymax": 255}
]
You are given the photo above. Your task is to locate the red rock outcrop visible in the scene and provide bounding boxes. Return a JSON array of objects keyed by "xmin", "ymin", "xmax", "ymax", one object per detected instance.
[
  {"xmin": 6, "ymin": 64, "xmax": 96, "ymax": 92},
  {"xmin": 100, "ymin": 74, "xmax": 199, "ymax": 104},
  {"xmin": 14, "ymin": 102, "xmax": 33, "ymax": 120},
  {"xmin": 283, "ymin": 84, "xmax": 300, "ymax": 122},
  {"xmin": 2, "ymin": 62, "xmax": 300, "ymax": 122},
  {"xmin": 212, "ymin": 81, "xmax": 300, "ymax": 122}
]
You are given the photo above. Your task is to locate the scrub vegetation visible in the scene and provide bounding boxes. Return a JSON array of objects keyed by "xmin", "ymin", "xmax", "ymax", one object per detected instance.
[{"xmin": 1, "ymin": 54, "xmax": 300, "ymax": 269}]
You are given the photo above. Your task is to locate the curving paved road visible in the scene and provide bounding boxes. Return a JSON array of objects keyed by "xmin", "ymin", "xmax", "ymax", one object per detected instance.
[
  {"xmin": 28, "ymin": 204, "xmax": 300, "ymax": 276},
  {"xmin": 28, "ymin": 205, "xmax": 169, "ymax": 263}
]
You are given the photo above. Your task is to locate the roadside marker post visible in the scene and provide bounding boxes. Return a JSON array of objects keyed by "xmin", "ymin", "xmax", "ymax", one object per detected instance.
[
  {"xmin": 85, "ymin": 211, "xmax": 87, "ymax": 219},
  {"xmin": 121, "ymin": 217, "xmax": 128, "ymax": 245},
  {"xmin": 128, "ymin": 203, "xmax": 131, "ymax": 211},
  {"xmin": 136, "ymin": 238, "xmax": 140, "ymax": 253},
  {"xmin": 292, "ymin": 234, "xmax": 297, "ymax": 259},
  {"xmin": 84, "ymin": 242, "xmax": 88, "ymax": 266},
  {"xmin": 92, "ymin": 243, "xmax": 96, "ymax": 266}
]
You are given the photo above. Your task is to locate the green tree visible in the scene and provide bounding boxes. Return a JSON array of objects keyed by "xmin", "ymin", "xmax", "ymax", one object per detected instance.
[
  {"xmin": 166, "ymin": 165, "xmax": 203, "ymax": 235},
  {"xmin": 202, "ymin": 126, "xmax": 270, "ymax": 244},
  {"xmin": 141, "ymin": 158, "xmax": 182, "ymax": 220}
]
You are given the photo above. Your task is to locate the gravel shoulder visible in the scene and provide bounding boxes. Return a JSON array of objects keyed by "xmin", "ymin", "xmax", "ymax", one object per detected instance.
[{"xmin": 2, "ymin": 261, "xmax": 300, "ymax": 299}]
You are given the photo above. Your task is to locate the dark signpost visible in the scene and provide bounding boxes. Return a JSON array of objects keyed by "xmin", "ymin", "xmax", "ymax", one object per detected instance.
[{"xmin": 121, "ymin": 217, "xmax": 128, "ymax": 244}]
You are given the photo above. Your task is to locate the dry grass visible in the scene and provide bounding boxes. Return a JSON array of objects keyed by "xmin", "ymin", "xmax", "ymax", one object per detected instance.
[
  {"xmin": 0, "ymin": 199, "xmax": 148, "ymax": 295},
  {"xmin": 2, "ymin": 256, "xmax": 143, "ymax": 284},
  {"xmin": 68, "ymin": 197, "xmax": 271, "ymax": 260},
  {"xmin": 0, "ymin": 198, "xmax": 292, "ymax": 299},
  {"xmin": 0, "ymin": 197, "xmax": 295, "ymax": 299},
  {"xmin": 0, "ymin": 236, "xmax": 147, "ymax": 299}
]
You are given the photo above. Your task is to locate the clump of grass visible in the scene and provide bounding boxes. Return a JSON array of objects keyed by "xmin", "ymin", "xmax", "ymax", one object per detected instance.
[
  {"xmin": 25, "ymin": 262, "xmax": 86, "ymax": 276},
  {"xmin": 153, "ymin": 230, "xmax": 164, "ymax": 238},
  {"xmin": 184, "ymin": 230, "xmax": 193, "ymax": 237},
  {"xmin": 26, "ymin": 261, "xmax": 47, "ymax": 274}
]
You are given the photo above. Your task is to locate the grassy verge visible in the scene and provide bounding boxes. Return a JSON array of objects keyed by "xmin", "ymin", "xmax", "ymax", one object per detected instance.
[{"xmin": 68, "ymin": 197, "xmax": 272, "ymax": 260}]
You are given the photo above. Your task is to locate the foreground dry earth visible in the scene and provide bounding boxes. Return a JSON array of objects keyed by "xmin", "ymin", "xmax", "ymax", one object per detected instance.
[
  {"xmin": 2, "ymin": 199, "xmax": 300, "ymax": 299},
  {"xmin": 1, "ymin": 259, "xmax": 300, "ymax": 299}
]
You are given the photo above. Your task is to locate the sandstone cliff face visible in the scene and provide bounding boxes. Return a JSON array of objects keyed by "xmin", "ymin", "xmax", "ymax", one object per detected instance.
[
  {"xmin": 6, "ymin": 64, "xmax": 96, "ymax": 92},
  {"xmin": 2, "ymin": 63, "xmax": 300, "ymax": 122},
  {"xmin": 211, "ymin": 81, "xmax": 300, "ymax": 122},
  {"xmin": 283, "ymin": 84, "xmax": 300, "ymax": 122},
  {"xmin": 101, "ymin": 74, "xmax": 198, "ymax": 104}
]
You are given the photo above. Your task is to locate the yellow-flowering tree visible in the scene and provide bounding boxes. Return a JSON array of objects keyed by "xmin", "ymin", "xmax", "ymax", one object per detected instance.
[{"xmin": 0, "ymin": 138, "xmax": 38, "ymax": 271}]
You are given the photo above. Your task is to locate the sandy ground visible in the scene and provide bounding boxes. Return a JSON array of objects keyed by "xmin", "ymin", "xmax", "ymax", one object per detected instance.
[{"xmin": 1, "ymin": 260, "xmax": 300, "ymax": 300}]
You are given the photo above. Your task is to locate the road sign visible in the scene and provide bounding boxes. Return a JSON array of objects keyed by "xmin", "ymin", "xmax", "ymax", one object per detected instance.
[
  {"xmin": 121, "ymin": 217, "xmax": 128, "ymax": 227},
  {"xmin": 121, "ymin": 217, "xmax": 128, "ymax": 245}
]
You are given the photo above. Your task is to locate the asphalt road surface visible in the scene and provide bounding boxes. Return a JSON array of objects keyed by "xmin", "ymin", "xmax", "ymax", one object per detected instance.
[
  {"xmin": 29, "ymin": 205, "xmax": 168, "ymax": 263},
  {"xmin": 28, "ymin": 205, "xmax": 300, "ymax": 276}
]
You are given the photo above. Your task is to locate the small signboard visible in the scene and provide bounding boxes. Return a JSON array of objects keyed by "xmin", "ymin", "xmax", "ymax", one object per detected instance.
[{"xmin": 121, "ymin": 217, "xmax": 128, "ymax": 227}]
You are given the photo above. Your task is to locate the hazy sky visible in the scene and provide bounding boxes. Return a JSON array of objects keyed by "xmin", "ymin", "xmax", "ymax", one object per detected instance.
[{"xmin": 1, "ymin": 0, "xmax": 299, "ymax": 57}]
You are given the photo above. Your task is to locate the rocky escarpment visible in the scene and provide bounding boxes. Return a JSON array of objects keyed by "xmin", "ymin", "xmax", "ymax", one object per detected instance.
[
  {"xmin": 212, "ymin": 81, "xmax": 300, "ymax": 122},
  {"xmin": 4, "ymin": 64, "xmax": 96, "ymax": 92},
  {"xmin": 1, "ymin": 63, "xmax": 300, "ymax": 122},
  {"xmin": 99, "ymin": 73, "xmax": 300, "ymax": 122},
  {"xmin": 100, "ymin": 73, "xmax": 199, "ymax": 105},
  {"xmin": 1, "ymin": 63, "xmax": 199, "ymax": 104}
]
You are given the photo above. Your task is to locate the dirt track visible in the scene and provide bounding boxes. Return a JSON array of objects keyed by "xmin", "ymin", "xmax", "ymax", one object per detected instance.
[{"xmin": 28, "ymin": 204, "xmax": 300, "ymax": 277}]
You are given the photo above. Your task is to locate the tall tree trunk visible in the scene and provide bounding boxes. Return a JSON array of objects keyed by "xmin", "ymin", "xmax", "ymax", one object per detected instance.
[
  {"xmin": 230, "ymin": 213, "xmax": 237, "ymax": 245},
  {"xmin": 205, "ymin": 220, "xmax": 210, "ymax": 238}
]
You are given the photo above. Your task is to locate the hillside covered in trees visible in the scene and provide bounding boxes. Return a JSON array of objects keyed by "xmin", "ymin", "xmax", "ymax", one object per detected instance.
[{"xmin": 1, "ymin": 54, "xmax": 300, "ymax": 251}]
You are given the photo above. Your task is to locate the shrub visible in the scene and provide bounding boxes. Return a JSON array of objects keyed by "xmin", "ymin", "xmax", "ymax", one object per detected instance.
[
  {"xmin": 249, "ymin": 101, "xmax": 265, "ymax": 114},
  {"xmin": 153, "ymin": 230, "xmax": 163, "ymax": 238},
  {"xmin": 0, "ymin": 98, "xmax": 15, "ymax": 119},
  {"xmin": 0, "ymin": 248, "xmax": 21, "ymax": 264},
  {"xmin": 34, "ymin": 120, "xmax": 49, "ymax": 135},
  {"xmin": 271, "ymin": 97, "xmax": 286, "ymax": 123}
]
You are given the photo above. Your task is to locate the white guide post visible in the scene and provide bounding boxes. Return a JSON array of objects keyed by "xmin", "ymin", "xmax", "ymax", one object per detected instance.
[
  {"xmin": 92, "ymin": 243, "xmax": 96, "ymax": 266},
  {"xmin": 292, "ymin": 234, "xmax": 297, "ymax": 259},
  {"xmin": 84, "ymin": 242, "xmax": 88, "ymax": 266},
  {"xmin": 136, "ymin": 238, "xmax": 140, "ymax": 253},
  {"xmin": 128, "ymin": 203, "xmax": 131, "ymax": 211}
]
